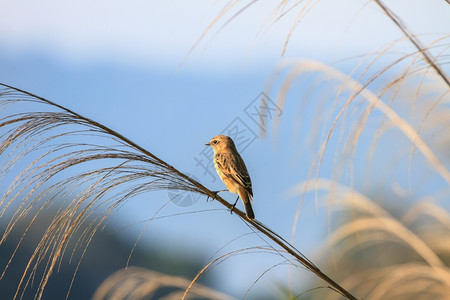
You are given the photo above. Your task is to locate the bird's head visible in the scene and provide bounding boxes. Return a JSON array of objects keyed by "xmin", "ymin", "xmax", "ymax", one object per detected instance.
[{"xmin": 205, "ymin": 135, "xmax": 234, "ymax": 152}]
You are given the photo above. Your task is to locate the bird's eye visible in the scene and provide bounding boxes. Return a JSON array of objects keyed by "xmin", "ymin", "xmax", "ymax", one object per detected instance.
[{"xmin": 213, "ymin": 140, "xmax": 218, "ymax": 144}]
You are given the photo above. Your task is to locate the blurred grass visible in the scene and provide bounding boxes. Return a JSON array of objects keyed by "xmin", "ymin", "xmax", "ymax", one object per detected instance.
[
  {"xmin": 0, "ymin": 207, "xmax": 208, "ymax": 300},
  {"xmin": 208, "ymin": 1, "xmax": 450, "ymax": 299}
]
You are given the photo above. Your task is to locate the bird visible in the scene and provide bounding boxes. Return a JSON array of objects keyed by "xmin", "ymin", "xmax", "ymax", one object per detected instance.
[{"xmin": 205, "ymin": 135, "xmax": 255, "ymax": 220}]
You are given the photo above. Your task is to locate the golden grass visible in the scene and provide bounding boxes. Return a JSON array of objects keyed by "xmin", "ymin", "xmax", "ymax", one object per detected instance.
[
  {"xmin": 288, "ymin": 178, "xmax": 450, "ymax": 299},
  {"xmin": 92, "ymin": 267, "xmax": 236, "ymax": 300},
  {"xmin": 0, "ymin": 84, "xmax": 358, "ymax": 299}
]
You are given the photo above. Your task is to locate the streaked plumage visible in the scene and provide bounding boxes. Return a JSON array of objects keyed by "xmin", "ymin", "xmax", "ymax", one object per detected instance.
[{"xmin": 205, "ymin": 135, "xmax": 255, "ymax": 219}]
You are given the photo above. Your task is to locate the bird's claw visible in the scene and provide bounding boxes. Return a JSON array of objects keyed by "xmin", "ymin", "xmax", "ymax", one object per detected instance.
[
  {"xmin": 230, "ymin": 196, "xmax": 239, "ymax": 215},
  {"xmin": 207, "ymin": 189, "xmax": 227, "ymax": 202}
]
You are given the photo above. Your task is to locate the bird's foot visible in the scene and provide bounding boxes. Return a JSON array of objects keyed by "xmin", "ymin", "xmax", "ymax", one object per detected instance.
[
  {"xmin": 230, "ymin": 197, "xmax": 239, "ymax": 215},
  {"xmin": 207, "ymin": 189, "xmax": 228, "ymax": 202}
]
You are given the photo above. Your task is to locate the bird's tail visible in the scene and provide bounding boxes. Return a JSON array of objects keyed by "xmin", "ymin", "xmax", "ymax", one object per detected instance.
[{"xmin": 241, "ymin": 192, "xmax": 255, "ymax": 220}]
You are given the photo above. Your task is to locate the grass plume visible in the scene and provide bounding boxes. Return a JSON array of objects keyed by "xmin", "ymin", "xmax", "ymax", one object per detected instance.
[{"xmin": 0, "ymin": 83, "xmax": 357, "ymax": 299}]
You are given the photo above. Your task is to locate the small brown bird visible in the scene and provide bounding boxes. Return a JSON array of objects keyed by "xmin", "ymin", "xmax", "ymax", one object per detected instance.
[{"xmin": 205, "ymin": 135, "xmax": 255, "ymax": 220}]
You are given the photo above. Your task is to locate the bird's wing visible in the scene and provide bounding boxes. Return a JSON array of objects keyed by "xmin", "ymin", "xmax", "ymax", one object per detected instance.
[{"xmin": 215, "ymin": 152, "xmax": 253, "ymax": 196}]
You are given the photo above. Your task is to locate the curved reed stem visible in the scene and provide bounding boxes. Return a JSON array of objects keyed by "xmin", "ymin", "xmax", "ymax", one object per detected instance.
[
  {"xmin": 374, "ymin": 0, "xmax": 450, "ymax": 88},
  {"xmin": 0, "ymin": 82, "xmax": 358, "ymax": 300}
]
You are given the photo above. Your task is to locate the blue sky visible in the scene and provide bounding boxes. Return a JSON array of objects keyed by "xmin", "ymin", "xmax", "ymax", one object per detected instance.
[
  {"xmin": 1, "ymin": 0, "xmax": 449, "ymax": 297},
  {"xmin": 2, "ymin": 0, "xmax": 448, "ymax": 70}
]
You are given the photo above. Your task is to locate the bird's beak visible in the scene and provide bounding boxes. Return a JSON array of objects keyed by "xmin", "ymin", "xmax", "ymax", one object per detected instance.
[{"xmin": 205, "ymin": 142, "xmax": 210, "ymax": 146}]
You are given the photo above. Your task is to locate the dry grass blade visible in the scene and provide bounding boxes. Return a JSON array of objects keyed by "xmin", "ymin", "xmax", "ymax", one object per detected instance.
[
  {"xmin": 180, "ymin": 0, "xmax": 257, "ymax": 66},
  {"xmin": 265, "ymin": 55, "xmax": 450, "ymax": 256},
  {"xmin": 280, "ymin": 0, "xmax": 320, "ymax": 56},
  {"xmin": 0, "ymin": 84, "xmax": 214, "ymax": 300},
  {"xmin": 182, "ymin": 247, "xmax": 284, "ymax": 300},
  {"xmin": 289, "ymin": 179, "xmax": 446, "ymax": 269},
  {"xmin": 183, "ymin": 0, "xmax": 325, "ymax": 63},
  {"xmin": 288, "ymin": 179, "xmax": 450, "ymax": 299},
  {"xmin": 92, "ymin": 267, "xmax": 236, "ymax": 300},
  {"xmin": 374, "ymin": 0, "xmax": 450, "ymax": 88},
  {"xmin": 334, "ymin": 264, "xmax": 450, "ymax": 300},
  {"xmin": 0, "ymin": 83, "xmax": 358, "ymax": 300},
  {"xmin": 268, "ymin": 59, "xmax": 450, "ymax": 184},
  {"xmin": 330, "ymin": 217, "xmax": 445, "ymax": 269}
]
